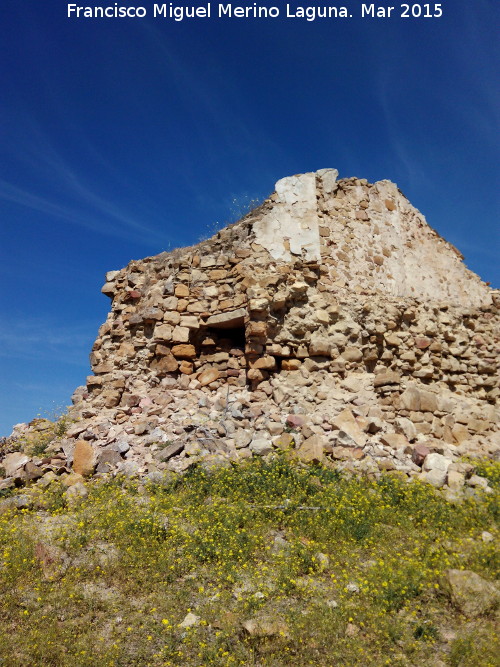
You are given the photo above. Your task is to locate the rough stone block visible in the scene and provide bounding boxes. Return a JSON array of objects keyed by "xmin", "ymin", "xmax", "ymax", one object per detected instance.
[
  {"xmin": 296, "ymin": 435, "xmax": 325, "ymax": 463},
  {"xmin": 73, "ymin": 440, "xmax": 96, "ymax": 477},
  {"xmin": 206, "ymin": 308, "xmax": 247, "ymax": 329},
  {"xmin": 332, "ymin": 409, "xmax": 367, "ymax": 447},
  {"xmin": 198, "ymin": 368, "xmax": 220, "ymax": 386},
  {"xmin": 172, "ymin": 326, "xmax": 190, "ymax": 343},
  {"xmin": 171, "ymin": 344, "xmax": 197, "ymax": 359},
  {"xmin": 380, "ymin": 433, "xmax": 410, "ymax": 449},
  {"xmin": 374, "ymin": 370, "xmax": 400, "ymax": 387},
  {"xmin": 174, "ymin": 284, "xmax": 190, "ymax": 297},
  {"xmin": 252, "ymin": 355, "xmax": 277, "ymax": 370}
]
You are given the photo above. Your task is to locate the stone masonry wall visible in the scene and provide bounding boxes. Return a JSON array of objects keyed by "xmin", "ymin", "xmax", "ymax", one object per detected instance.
[
  {"xmin": 89, "ymin": 170, "xmax": 497, "ymax": 407},
  {"xmin": 3, "ymin": 170, "xmax": 499, "ymax": 493}
]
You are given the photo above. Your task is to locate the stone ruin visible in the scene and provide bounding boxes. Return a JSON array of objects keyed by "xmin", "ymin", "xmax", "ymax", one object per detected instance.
[{"xmin": 3, "ymin": 169, "xmax": 500, "ymax": 494}]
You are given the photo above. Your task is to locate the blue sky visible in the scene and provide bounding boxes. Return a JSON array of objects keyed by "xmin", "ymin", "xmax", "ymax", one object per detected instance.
[{"xmin": 1, "ymin": 1, "xmax": 499, "ymax": 435}]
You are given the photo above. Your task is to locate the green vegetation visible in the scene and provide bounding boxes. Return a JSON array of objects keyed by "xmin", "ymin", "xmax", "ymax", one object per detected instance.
[
  {"xmin": 472, "ymin": 458, "xmax": 500, "ymax": 489},
  {"xmin": 1, "ymin": 412, "xmax": 71, "ymax": 459},
  {"xmin": 0, "ymin": 457, "xmax": 498, "ymax": 666}
]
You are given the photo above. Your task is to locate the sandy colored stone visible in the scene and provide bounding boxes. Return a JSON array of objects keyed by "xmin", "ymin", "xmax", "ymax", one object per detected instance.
[
  {"xmin": 384, "ymin": 333, "xmax": 402, "ymax": 347},
  {"xmin": 331, "ymin": 446, "xmax": 364, "ymax": 461},
  {"xmin": 174, "ymin": 284, "xmax": 189, "ymax": 297},
  {"xmin": 447, "ymin": 470, "xmax": 465, "ymax": 491},
  {"xmin": 332, "ymin": 409, "xmax": 367, "ymax": 447},
  {"xmin": 3, "ymin": 452, "xmax": 30, "ymax": 477},
  {"xmin": 423, "ymin": 453, "xmax": 451, "ymax": 473},
  {"xmin": 342, "ymin": 346, "xmax": 363, "ymax": 362},
  {"xmin": 282, "ymin": 359, "xmax": 301, "ymax": 371},
  {"xmin": 399, "ymin": 387, "xmax": 421, "ymax": 411},
  {"xmin": 374, "ymin": 370, "xmax": 400, "ymax": 387},
  {"xmin": 309, "ymin": 335, "xmax": 331, "ymax": 356},
  {"xmin": 380, "ymin": 433, "xmax": 410, "ymax": 449},
  {"xmin": 419, "ymin": 390, "xmax": 438, "ymax": 412},
  {"xmin": 180, "ymin": 612, "xmax": 201, "ymax": 628},
  {"xmin": 102, "ymin": 390, "xmax": 121, "ymax": 408},
  {"xmin": 172, "ymin": 326, "xmax": 190, "ymax": 343},
  {"xmin": 452, "ymin": 424, "xmax": 469, "ymax": 444},
  {"xmin": 246, "ymin": 321, "xmax": 267, "ymax": 338},
  {"xmin": 273, "ymin": 432, "xmax": 295, "ymax": 450},
  {"xmin": 296, "ymin": 435, "xmax": 325, "ymax": 463},
  {"xmin": 234, "ymin": 430, "xmax": 252, "ymax": 449},
  {"xmin": 209, "ymin": 269, "xmax": 227, "ymax": 280},
  {"xmin": 247, "ymin": 369, "xmax": 267, "ymax": 382},
  {"xmin": 252, "ymin": 355, "xmax": 277, "ymax": 370},
  {"xmin": 242, "ymin": 616, "xmax": 289, "ymax": 638},
  {"xmin": 61, "ymin": 472, "xmax": 85, "ymax": 487},
  {"xmin": 25, "ymin": 462, "xmax": 44, "ymax": 480},
  {"xmin": 180, "ymin": 315, "xmax": 200, "ymax": 329},
  {"xmin": 151, "ymin": 354, "xmax": 178, "ymax": 373},
  {"xmin": 444, "ymin": 569, "xmax": 500, "ymax": 618},
  {"xmin": 179, "ymin": 360, "xmax": 194, "ymax": 375},
  {"xmin": 171, "ymin": 344, "xmax": 196, "ymax": 359},
  {"xmin": 164, "ymin": 310, "xmax": 181, "ymax": 325},
  {"xmin": 72, "ymin": 440, "xmax": 96, "ymax": 476},
  {"xmin": 206, "ymin": 308, "xmax": 247, "ymax": 329},
  {"xmin": 93, "ymin": 362, "xmax": 113, "ymax": 374},
  {"xmin": 198, "ymin": 368, "xmax": 220, "ymax": 386},
  {"xmin": 155, "ymin": 323, "xmax": 173, "ymax": 341},
  {"xmin": 117, "ymin": 341, "xmax": 136, "ymax": 358},
  {"xmin": 250, "ymin": 438, "xmax": 273, "ymax": 456}
]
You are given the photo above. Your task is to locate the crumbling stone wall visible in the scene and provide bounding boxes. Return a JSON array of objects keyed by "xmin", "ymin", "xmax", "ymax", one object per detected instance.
[
  {"xmin": 4, "ymin": 169, "xmax": 497, "ymax": 490},
  {"xmin": 89, "ymin": 170, "xmax": 497, "ymax": 408}
]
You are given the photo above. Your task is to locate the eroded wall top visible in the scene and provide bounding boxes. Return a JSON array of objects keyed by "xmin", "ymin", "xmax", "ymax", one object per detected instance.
[{"xmin": 251, "ymin": 169, "xmax": 492, "ymax": 308}]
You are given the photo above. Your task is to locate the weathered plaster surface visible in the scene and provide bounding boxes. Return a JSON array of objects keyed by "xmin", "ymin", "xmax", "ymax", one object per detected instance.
[{"xmin": 253, "ymin": 170, "xmax": 337, "ymax": 262}]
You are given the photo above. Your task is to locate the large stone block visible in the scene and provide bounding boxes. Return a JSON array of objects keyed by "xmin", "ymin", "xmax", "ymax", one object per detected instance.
[
  {"xmin": 151, "ymin": 354, "xmax": 179, "ymax": 373},
  {"xmin": 309, "ymin": 335, "xmax": 331, "ymax": 357},
  {"xmin": 252, "ymin": 355, "xmax": 277, "ymax": 370},
  {"xmin": 399, "ymin": 387, "xmax": 421, "ymax": 411},
  {"xmin": 296, "ymin": 435, "xmax": 325, "ymax": 463},
  {"xmin": 73, "ymin": 440, "xmax": 96, "ymax": 476},
  {"xmin": 246, "ymin": 321, "xmax": 267, "ymax": 338},
  {"xmin": 172, "ymin": 326, "xmax": 190, "ymax": 343},
  {"xmin": 374, "ymin": 370, "xmax": 400, "ymax": 387},
  {"xmin": 332, "ymin": 409, "xmax": 367, "ymax": 447},
  {"xmin": 155, "ymin": 323, "xmax": 173, "ymax": 341},
  {"xmin": 198, "ymin": 368, "xmax": 220, "ymax": 386},
  {"xmin": 3, "ymin": 452, "xmax": 30, "ymax": 478},
  {"xmin": 206, "ymin": 308, "xmax": 247, "ymax": 329},
  {"xmin": 171, "ymin": 344, "xmax": 197, "ymax": 359},
  {"xmin": 380, "ymin": 433, "xmax": 410, "ymax": 449}
]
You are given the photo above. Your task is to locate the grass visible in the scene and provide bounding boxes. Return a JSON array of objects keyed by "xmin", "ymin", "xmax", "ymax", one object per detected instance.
[{"xmin": 0, "ymin": 456, "xmax": 498, "ymax": 666}]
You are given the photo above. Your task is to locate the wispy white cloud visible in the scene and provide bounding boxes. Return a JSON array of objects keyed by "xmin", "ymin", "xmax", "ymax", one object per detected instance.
[
  {"xmin": 1, "ymin": 116, "xmax": 169, "ymax": 245},
  {"xmin": 373, "ymin": 66, "xmax": 430, "ymax": 190},
  {"xmin": 0, "ymin": 174, "xmax": 169, "ymax": 247},
  {"xmin": 0, "ymin": 317, "xmax": 94, "ymax": 366},
  {"xmin": 371, "ymin": 4, "xmax": 499, "ymax": 191},
  {"xmin": 0, "ymin": 179, "xmax": 115, "ymax": 234}
]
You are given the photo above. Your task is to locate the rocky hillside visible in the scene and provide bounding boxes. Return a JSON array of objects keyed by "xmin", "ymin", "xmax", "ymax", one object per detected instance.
[{"xmin": 2, "ymin": 169, "xmax": 499, "ymax": 496}]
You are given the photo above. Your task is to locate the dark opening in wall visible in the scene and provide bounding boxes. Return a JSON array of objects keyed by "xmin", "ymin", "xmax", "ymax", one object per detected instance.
[{"xmin": 206, "ymin": 326, "xmax": 246, "ymax": 351}]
